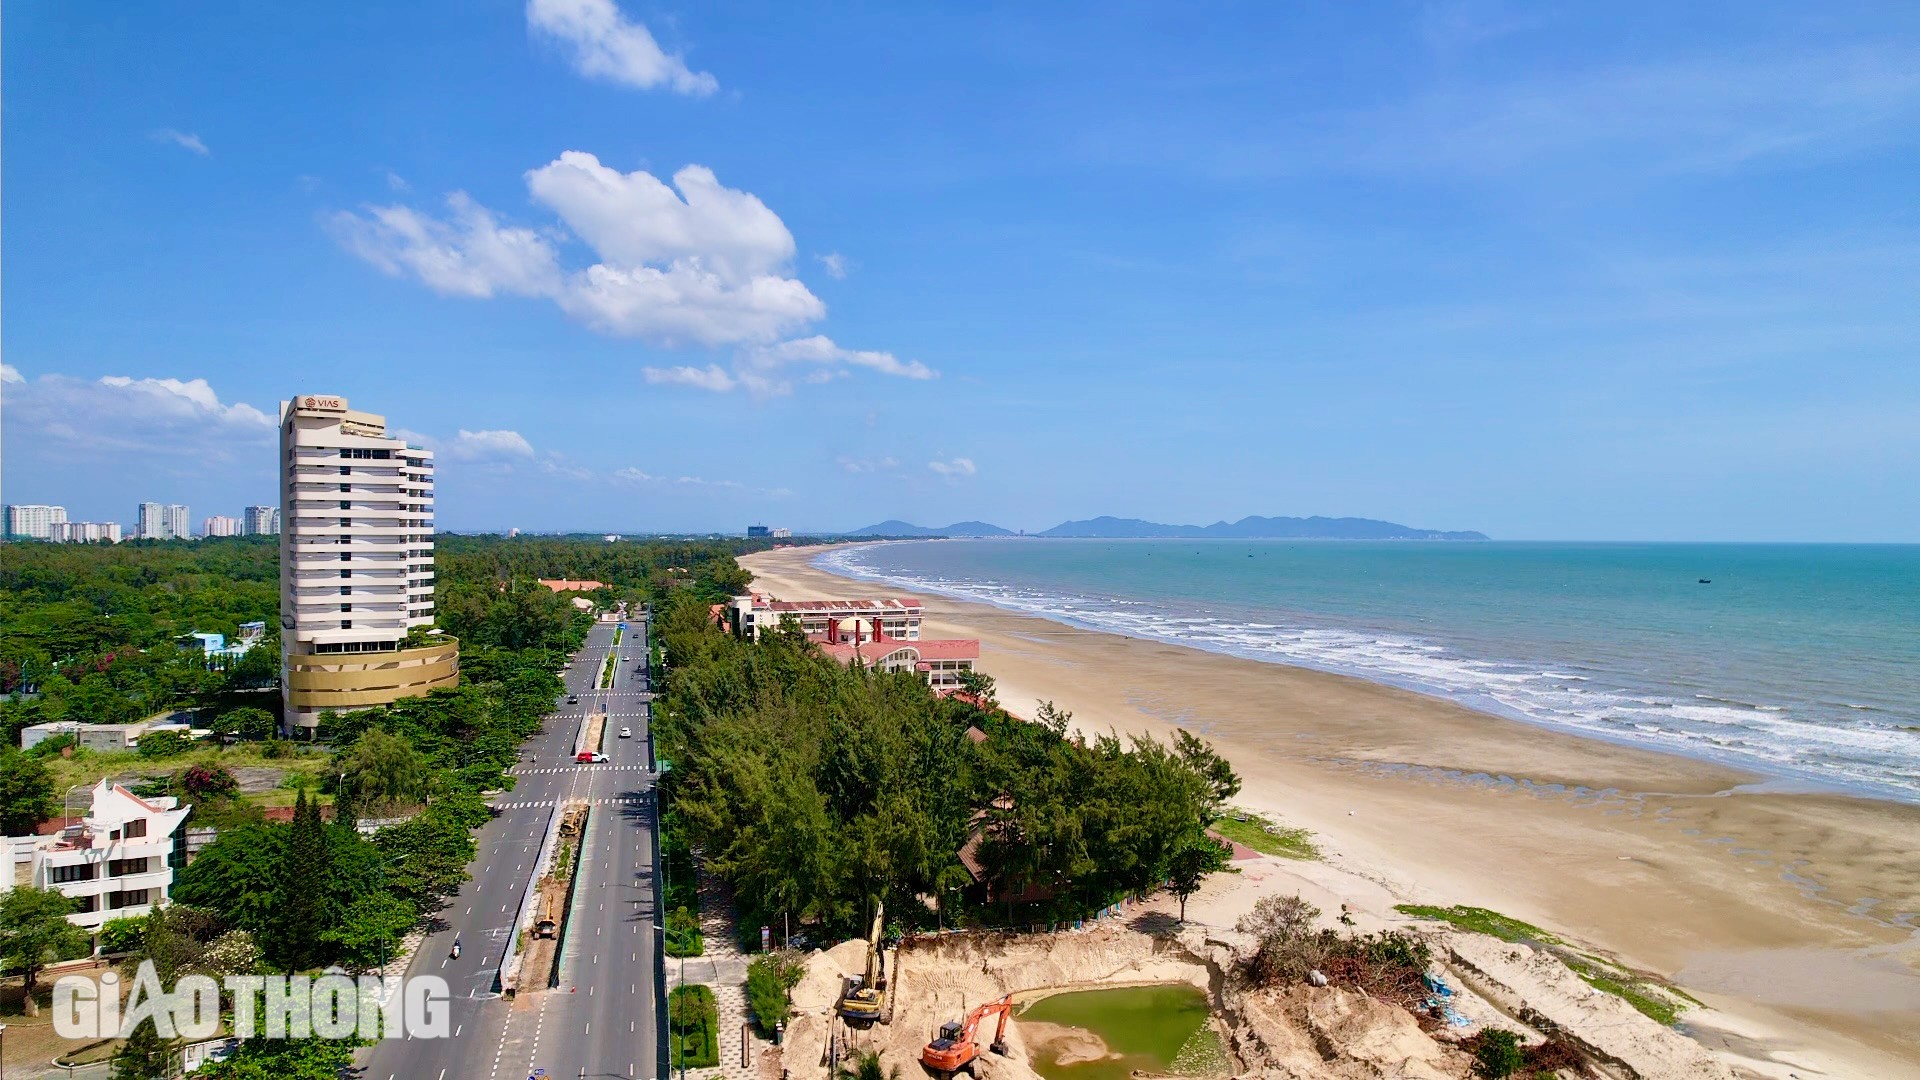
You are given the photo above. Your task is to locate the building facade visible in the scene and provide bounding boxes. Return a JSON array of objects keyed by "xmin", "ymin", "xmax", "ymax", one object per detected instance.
[
  {"xmin": 49, "ymin": 521, "xmax": 122, "ymax": 543},
  {"xmin": 279, "ymin": 394, "xmax": 455, "ymax": 733},
  {"xmin": 137, "ymin": 502, "xmax": 165, "ymax": 539},
  {"xmin": 4, "ymin": 504, "xmax": 67, "ymax": 540},
  {"xmin": 165, "ymin": 504, "xmax": 190, "ymax": 540},
  {"xmin": 720, "ymin": 594, "xmax": 981, "ymax": 692},
  {"xmin": 203, "ymin": 515, "xmax": 241, "ymax": 537},
  {"xmin": 1, "ymin": 780, "xmax": 191, "ymax": 933},
  {"xmin": 242, "ymin": 505, "xmax": 279, "ymax": 535}
]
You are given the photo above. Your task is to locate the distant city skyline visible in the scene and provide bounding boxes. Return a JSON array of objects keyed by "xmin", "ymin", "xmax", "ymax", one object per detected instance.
[{"xmin": 6, "ymin": 3, "xmax": 1920, "ymax": 541}]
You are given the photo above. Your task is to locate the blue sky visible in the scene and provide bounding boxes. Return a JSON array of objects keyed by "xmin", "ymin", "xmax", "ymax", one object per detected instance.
[{"xmin": 5, "ymin": 1, "xmax": 1919, "ymax": 540}]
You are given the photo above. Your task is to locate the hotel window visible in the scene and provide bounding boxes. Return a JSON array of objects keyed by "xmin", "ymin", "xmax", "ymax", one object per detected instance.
[
  {"xmin": 341, "ymin": 621, "xmax": 353, "ymax": 629},
  {"xmin": 341, "ymin": 569, "xmax": 351, "ymax": 578},
  {"xmin": 49, "ymin": 864, "xmax": 96, "ymax": 884},
  {"xmin": 109, "ymin": 857, "xmax": 150, "ymax": 877},
  {"xmin": 340, "ymin": 587, "xmax": 351, "ymax": 596},
  {"xmin": 341, "ymin": 604, "xmax": 353, "ymax": 613},
  {"xmin": 124, "ymin": 819, "xmax": 147, "ymax": 838},
  {"xmin": 340, "ymin": 465, "xmax": 350, "ymax": 475},
  {"xmin": 109, "ymin": 889, "xmax": 152, "ymax": 910},
  {"xmin": 340, "ymin": 552, "xmax": 351, "ymax": 561},
  {"xmin": 340, "ymin": 500, "xmax": 351, "ymax": 509}
]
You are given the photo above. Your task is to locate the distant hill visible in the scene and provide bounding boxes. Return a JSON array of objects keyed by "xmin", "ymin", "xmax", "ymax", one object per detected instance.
[
  {"xmin": 1040, "ymin": 515, "xmax": 1486, "ymax": 540},
  {"xmin": 845, "ymin": 515, "xmax": 1484, "ymax": 540},
  {"xmin": 848, "ymin": 520, "xmax": 1016, "ymax": 537}
]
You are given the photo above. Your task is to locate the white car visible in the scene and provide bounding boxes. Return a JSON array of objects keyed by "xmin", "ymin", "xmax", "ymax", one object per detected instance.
[{"xmin": 619, "ymin": 726, "xmax": 632, "ymax": 738}]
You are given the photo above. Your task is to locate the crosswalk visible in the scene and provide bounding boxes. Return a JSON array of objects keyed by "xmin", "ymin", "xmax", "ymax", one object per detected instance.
[
  {"xmin": 489, "ymin": 796, "xmax": 647, "ymax": 811},
  {"xmin": 509, "ymin": 763, "xmax": 651, "ymax": 775}
]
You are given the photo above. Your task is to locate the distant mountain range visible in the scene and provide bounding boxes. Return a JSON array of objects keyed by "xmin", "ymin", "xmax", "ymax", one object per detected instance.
[
  {"xmin": 848, "ymin": 515, "xmax": 1486, "ymax": 540},
  {"xmin": 847, "ymin": 519, "xmax": 1015, "ymax": 538}
]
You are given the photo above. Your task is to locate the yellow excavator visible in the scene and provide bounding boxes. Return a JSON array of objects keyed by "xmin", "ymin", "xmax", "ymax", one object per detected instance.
[{"xmin": 836, "ymin": 900, "xmax": 887, "ymax": 1024}]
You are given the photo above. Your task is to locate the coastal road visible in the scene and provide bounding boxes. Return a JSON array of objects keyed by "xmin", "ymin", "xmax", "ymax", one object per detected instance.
[{"xmin": 359, "ymin": 614, "xmax": 662, "ymax": 1080}]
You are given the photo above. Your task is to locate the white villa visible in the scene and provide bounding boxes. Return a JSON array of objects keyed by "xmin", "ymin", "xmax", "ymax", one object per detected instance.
[{"xmin": 2, "ymin": 780, "xmax": 191, "ymax": 933}]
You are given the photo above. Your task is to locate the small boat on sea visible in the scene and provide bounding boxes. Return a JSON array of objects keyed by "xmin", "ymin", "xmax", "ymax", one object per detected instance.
[{"xmin": 1698, "ymin": 578, "xmax": 1712, "ymax": 584}]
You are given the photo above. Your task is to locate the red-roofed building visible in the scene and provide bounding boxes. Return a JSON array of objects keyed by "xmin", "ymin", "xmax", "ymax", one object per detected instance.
[{"xmin": 722, "ymin": 593, "xmax": 982, "ymax": 691}]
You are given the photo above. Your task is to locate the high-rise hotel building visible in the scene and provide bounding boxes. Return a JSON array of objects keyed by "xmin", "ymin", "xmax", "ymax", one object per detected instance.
[{"xmin": 278, "ymin": 394, "xmax": 455, "ymax": 734}]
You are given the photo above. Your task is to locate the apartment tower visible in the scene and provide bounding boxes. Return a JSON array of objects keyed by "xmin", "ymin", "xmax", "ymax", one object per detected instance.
[{"xmin": 278, "ymin": 394, "xmax": 455, "ymax": 734}]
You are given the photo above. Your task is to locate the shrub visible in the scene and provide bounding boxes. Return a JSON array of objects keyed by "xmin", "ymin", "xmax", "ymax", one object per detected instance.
[
  {"xmin": 1237, "ymin": 894, "xmax": 1329, "ymax": 984},
  {"xmin": 668, "ymin": 984, "xmax": 719, "ymax": 1068},
  {"xmin": 182, "ymin": 763, "xmax": 240, "ymax": 799},
  {"xmin": 136, "ymin": 731, "xmax": 190, "ymax": 759},
  {"xmin": 98, "ymin": 914, "xmax": 149, "ymax": 955},
  {"xmin": 746, "ymin": 949, "xmax": 805, "ymax": 1033},
  {"xmin": 1466, "ymin": 1029, "xmax": 1525, "ymax": 1079}
]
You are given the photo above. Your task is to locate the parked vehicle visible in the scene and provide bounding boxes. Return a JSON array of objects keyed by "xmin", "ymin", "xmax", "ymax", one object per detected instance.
[{"xmin": 576, "ymin": 751, "xmax": 608, "ymax": 764}]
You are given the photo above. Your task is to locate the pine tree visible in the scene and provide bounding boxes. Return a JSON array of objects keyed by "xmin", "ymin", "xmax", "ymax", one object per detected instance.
[
  {"xmin": 280, "ymin": 790, "xmax": 327, "ymax": 968},
  {"xmin": 111, "ymin": 1017, "xmax": 171, "ymax": 1080}
]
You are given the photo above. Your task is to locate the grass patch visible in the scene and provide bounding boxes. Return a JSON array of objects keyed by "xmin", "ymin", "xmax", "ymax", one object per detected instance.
[
  {"xmin": 1393, "ymin": 904, "xmax": 1564, "ymax": 946},
  {"xmin": 1399, "ymin": 903, "xmax": 1688, "ymax": 1027},
  {"xmin": 667, "ymin": 984, "xmax": 719, "ymax": 1068},
  {"xmin": 46, "ymin": 744, "xmax": 336, "ymax": 808},
  {"xmin": 1562, "ymin": 958, "xmax": 1682, "ymax": 1026},
  {"xmin": 1212, "ymin": 809, "xmax": 1319, "ymax": 859}
]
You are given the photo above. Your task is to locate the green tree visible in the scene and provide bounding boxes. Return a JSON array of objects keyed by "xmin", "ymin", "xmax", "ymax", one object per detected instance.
[
  {"xmin": 746, "ymin": 950, "xmax": 805, "ymax": 1034},
  {"xmin": 136, "ymin": 730, "xmax": 190, "ymax": 759},
  {"xmin": 322, "ymin": 891, "xmax": 415, "ymax": 971},
  {"xmin": 213, "ymin": 707, "xmax": 277, "ymax": 741},
  {"xmin": 172, "ymin": 824, "xmax": 287, "ymax": 936},
  {"xmin": 336, "ymin": 728, "xmax": 430, "ymax": 814},
  {"xmin": 281, "ymin": 791, "xmax": 329, "ymax": 968},
  {"xmin": 0, "ymin": 749, "xmax": 59, "ymax": 834},
  {"xmin": 1173, "ymin": 729, "xmax": 1241, "ymax": 819},
  {"xmin": 112, "ymin": 1017, "xmax": 173, "ymax": 1080},
  {"xmin": 194, "ymin": 1036, "xmax": 357, "ymax": 1080},
  {"xmin": 0, "ymin": 886, "xmax": 86, "ymax": 1015},
  {"xmin": 1165, "ymin": 831, "xmax": 1232, "ymax": 922}
]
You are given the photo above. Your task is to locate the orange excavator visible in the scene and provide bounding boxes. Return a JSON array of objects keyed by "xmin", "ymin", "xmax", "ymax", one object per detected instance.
[{"xmin": 921, "ymin": 995, "xmax": 1012, "ymax": 1075}]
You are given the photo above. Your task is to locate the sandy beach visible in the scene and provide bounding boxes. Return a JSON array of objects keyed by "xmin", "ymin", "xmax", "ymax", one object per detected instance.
[{"xmin": 741, "ymin": 545, "xmax": 1920, "ymax": 1079}]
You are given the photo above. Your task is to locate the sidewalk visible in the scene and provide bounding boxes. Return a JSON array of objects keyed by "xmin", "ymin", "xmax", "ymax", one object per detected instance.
[{"xmin": 665, "ymin": 865, "xmax": 771, "ymax": 1080}]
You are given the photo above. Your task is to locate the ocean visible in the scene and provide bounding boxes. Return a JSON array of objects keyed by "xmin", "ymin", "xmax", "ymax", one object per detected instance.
[{"xmin": 819, "ymin": 540, "xmax": 1920, "ymax": 804}]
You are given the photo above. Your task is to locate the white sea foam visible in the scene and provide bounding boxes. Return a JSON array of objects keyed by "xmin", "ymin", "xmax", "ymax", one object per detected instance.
[{"xmin": 816, "ymin": 545, "xmax": 1920, "ymax": 802}]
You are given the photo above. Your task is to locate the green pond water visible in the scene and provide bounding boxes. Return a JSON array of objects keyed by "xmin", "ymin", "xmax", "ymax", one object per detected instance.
[{"xmin": 1018, "ymin": 984, "xmax": 1225, "ymax": 1080}]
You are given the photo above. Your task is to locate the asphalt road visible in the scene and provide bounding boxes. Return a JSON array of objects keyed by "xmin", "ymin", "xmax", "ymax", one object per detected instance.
[{"xmin": 359, "ymin": 614, "xmax": 661, "ymax": 1080}]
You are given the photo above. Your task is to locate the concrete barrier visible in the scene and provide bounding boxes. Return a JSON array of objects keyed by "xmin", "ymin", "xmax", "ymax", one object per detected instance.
[{"xmin": 499, "ymin": 801, "xmax": 565, "ymax": 996}]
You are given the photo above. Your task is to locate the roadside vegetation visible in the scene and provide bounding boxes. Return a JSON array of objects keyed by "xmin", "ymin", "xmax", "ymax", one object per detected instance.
[
  {"xmin": 667, "ymin": 983, "xmax": 720, "ymax": 1068},
  {"xmin": 0, "ymin": 534, "xmax": 764, "ymax": 1075}
]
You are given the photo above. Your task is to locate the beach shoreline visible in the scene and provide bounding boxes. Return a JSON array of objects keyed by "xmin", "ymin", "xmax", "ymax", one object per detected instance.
[{"xmin": 740, "ymin": 544, "xmax": 1920, "ymax": 1078}]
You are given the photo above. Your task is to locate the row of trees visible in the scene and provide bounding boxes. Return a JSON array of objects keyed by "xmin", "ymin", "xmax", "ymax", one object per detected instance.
[
  {"xmin": 653, "ymin": 590, "xmax": 1239, "ymax": 938},
  {"xmin": 0, "ymin": 537, "xmax": 280, "ymax": 744}
]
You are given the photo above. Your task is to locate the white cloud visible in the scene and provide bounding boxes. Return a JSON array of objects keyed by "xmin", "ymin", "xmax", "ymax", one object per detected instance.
[
  {"xmin": 447, "ymin": 428, "xmax": 537, "ymax": 461},
  {"xmin": 384, "ymin": 170, "xmax": 411, "ymax": 192},
  {"xmin": 611, "ymin": 465, "xmax": 791, "ymax": 498},
  {"xmin": 837, "ymin": 456, "xmax": 898, "ymax": 474},
  {"xmin": 526, "ymin": 0, "xmax": 717, "ymax": 95},
  {"xmin": 928, "ymin": 457, "xmax": 977, "ymax": 477},
  {"xmin": 5, "ymin": 371, "xmax": 272, "ymax": 458},
  {"xmin": 151, "ymin": 129, "xmax": 209, "ymax": 155},
  {"xmin": 330, "ymin": 193, "xmax": 562, "ymax": 300},
  {"xmin": 612, "ymin": 466, "xmax": 656, "ymax": 483},
  {"xmin": 335, "ymin": 153, "xmax": 930, "ymax": 393},
  {"xmin": 816, "ymin": 252, "xmax": 849, "ymax": 279},
  {"xmin": 642, "ymin": 364, "xmax": 737, "ymax": 393},
  {"xmin": 1, "ymin": 363, "xmax": 23, "ymax": 385}
]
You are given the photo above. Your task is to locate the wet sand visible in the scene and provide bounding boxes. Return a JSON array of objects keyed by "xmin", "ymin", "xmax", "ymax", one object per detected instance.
[{"xmin": 741, "ymin": 545, "xmax": 1920, "ymax": 1078}]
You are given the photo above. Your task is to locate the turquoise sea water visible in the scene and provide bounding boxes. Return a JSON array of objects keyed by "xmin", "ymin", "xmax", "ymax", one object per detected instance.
[{"xmin": 820, "ymin": 540, "xmax": 1920, "ymax": 803}]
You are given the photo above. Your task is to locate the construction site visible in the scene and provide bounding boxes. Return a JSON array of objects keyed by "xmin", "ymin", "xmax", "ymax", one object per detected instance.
[{"xmin": 765, "ymin": 883, "xmax": 1741, "ymax": 1080}]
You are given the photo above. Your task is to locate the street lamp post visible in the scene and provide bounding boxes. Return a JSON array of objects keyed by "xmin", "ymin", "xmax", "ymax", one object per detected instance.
[{"xmin": 1, "ymin": 1020, "xmax": 9, "ymax": 1080}]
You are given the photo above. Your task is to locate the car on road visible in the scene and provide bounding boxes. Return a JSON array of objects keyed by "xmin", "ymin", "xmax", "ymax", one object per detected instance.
[
  {"xmin": 566, "ymin": 695, "xmax": 578, "ymax": 704},
  {"xmin": 576, "ymin": 751, "xmax": 608, "ymax": 764},
  {"xmin": 619, "ymin": 727, "xmax": 631, "ymax": 738}
]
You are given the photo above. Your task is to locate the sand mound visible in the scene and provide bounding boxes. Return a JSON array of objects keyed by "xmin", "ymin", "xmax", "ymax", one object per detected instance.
[
  {"xmin": 1237, "ymin": 984, "xmax": 1472, "ymax": 1080},
  {"xmin": 1444, "ymin": 931, "xmax": 1735, "ymax": 1080}
]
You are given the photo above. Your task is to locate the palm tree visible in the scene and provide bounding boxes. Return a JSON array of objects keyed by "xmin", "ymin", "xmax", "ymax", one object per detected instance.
[{"xmin": 837, "ymin": 1050, "xmax": 901, "ymax": 1080}]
